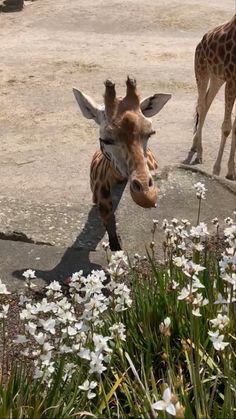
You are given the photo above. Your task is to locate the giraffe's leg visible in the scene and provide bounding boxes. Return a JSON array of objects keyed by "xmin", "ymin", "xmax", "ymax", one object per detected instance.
[
  {"xmin": 184, "ymin": 75, "xmax": 224, "ymax": 165},
  {"xmin": 93, "ymin": 182, "xmax": 122, "ymax": 250},
  {"xmin": 226, "ymin": 113, "xmax": 236, "ymax": 180},
  {"xmin": 193, "ymin": 76, "xmax": 224, "ymax": 164},
  {"xmin": 213, "ymin": 83, "xmax": 235, "ymax": 177},
  {"xmin": 90, "ymin": 151, "xmax": 123, "ymax": 251},
  {"xmin": 183, "ymin": 42, "xmax": 224, "ymax": 165},
  {"xmin": 183, "ymin": 46, "xmax": 210, "ymax": 164},
  {"xmin": 99, "ymin": 196, "xmax": 122, "ymax": 251}
]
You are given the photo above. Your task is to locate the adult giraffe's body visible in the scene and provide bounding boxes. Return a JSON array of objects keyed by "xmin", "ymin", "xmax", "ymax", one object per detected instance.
[
  {"xmin": 183, "ymin": 15, "xmax": 236, "ymax": 179},
  {"xmin": 73, "ymin": 77, "xmax": 171, "ymax": 250}
]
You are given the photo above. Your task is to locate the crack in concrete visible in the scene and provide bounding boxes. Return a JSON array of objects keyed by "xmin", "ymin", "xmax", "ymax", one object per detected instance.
[{"xmin": 0, "ymin": 231, "xmax": 54, "ymax": 247}]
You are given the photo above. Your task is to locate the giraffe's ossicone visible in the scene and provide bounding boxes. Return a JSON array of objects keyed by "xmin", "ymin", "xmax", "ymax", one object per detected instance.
[{"xmin": 73, "ymin": 77, "xmax": 171, "ymax": 250}]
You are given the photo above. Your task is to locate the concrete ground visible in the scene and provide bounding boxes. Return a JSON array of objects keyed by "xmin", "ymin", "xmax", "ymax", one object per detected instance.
[{"xmin": 0, "ymin": 0, "xmax": 236, "ymax": 291}]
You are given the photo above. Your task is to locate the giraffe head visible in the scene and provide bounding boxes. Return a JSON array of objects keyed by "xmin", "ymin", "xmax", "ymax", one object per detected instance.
[{"xmin": 73, "ymin": 77, "xmax": 171, "ymax": 208}]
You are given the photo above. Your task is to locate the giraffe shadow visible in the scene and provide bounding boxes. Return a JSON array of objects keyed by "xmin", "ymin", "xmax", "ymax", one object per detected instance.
[{"xmin": 12, "ymin": 180, "xmax": 127, "ymax": 285}]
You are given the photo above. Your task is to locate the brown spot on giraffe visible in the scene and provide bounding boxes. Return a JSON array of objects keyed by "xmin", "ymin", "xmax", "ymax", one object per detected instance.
[
  {"xmin": 73, "ymin": 77, "xmax": 171, "ymax": 250},
  {"xmin": 183, "ymin": 15, "xmax": 236, "ymax": 180}
]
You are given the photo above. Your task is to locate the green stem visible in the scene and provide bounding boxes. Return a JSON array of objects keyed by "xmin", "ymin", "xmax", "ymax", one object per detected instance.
[
  {"xmin": 223, "ymin": 345, "xmax": 232, "ymax": 418},
  {"xmin": 189, "ymin": 311, "xmax": 201, "ymax": 417},
  {"xmin": 196, "ymin": 198, "xmax": 201, "ymax": 225}
]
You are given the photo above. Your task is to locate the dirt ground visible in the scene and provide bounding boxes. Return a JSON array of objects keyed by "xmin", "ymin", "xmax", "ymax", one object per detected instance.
[{"xmin": 0, "ymin": 0, "xmax": 236, "ymax": 256}]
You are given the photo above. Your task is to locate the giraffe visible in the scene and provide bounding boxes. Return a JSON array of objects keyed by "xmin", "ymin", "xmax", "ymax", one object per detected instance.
[
  {"xmin": 183, "ymin": 15, "xmax": 236, "ymax": 180},
  {"xmin": 73, "ymin": 77, "xmax": 171, "ymax": 250}
]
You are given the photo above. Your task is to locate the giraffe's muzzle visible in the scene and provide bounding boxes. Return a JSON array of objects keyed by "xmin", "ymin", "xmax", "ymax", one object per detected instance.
[{"xmin": 130, "ymin": 177, "xmax": 157, "ymax": 208}]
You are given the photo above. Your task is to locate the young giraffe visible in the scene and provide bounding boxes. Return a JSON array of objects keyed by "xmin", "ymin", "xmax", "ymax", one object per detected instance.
[
  {"xmin": 73, "ymin": 77, "xmax": 171, "ymax": 250},
  {"xmin": 183, "ymin": 15, "xmax": 236, "ymax": 179}
]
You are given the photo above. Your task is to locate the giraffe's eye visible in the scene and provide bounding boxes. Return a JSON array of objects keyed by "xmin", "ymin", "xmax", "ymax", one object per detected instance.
[{"xmin": 99, "ymin": 138, "xmax": 114, "ymax": 145}]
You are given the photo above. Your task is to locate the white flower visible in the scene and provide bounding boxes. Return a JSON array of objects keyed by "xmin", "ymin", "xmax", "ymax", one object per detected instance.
[
  {"xmin": 208, "ymin": 330, "xmax": 229, "ymax": 351},
  {"xmin": 192, "ymin": 293, "xmax": 208, "ymax": 307},
  {"xmin": 43, "ymin": 342, "xmax": 54, "ymax": 352},
  {"xmin": 78, "ymin": 348, "xmax": 91, "ymax": 360},
  {"xmin": 224, "ymin": 224, "xmax": 236, "ymax": 247},
  {"xmin": 178, "ymin": 241, "xmax": 187, "ymax": 251},
  {"xmin": 192, "ymin": 278, "xmax": 205, "ymax": 289},
  {"xmin": 34, "ymin": 299, "xmax": 57, "ymax": 314},
  {"xmin": 159, "ymin": 317, "xmax": 171, "ymax": 336},
  {"xmin": 33, "ymin": 367, "xmax": 43, "ymax": 379},
  {"xmin": 67, "ymin": 326, "xmax": 77, "ymax": 336},
  {"xmin": 60, "ymin": 345, "xmax": 73, "ymax": 354},
  {"xmin": 57, "ymin": 309, "xmax": 75, "ymax": 324},
  {"xmin": 93, "ymin": 334, "xmax": 112, "ymax": 354},
  {"xmin": 181, "ymin": 219, "xmax": 190, "ymax": 226},
  {"xmin": 109, "ymin": 322, "xmax": 126, "ymax": 341},
  {"xmin": 83, "ymin": 293, "xmax": 108, "ymax": 320},
  {"xmin": 25, "ymin": 321, "xmax": 37, "ymax": 335},
  {"xmin": 210, "ymin": 314, "xmax": 229, "ymax": 330},
  {"xmin": 79, "ymin": 379, "xmax": 97, "ymax": 391},
  {"xmin": 183, "ymin": 260, "xmax": 205, "ymax": 280},
  {"xmin": 40, "ymin": 351, "xmax": 52, "ymax": 366},
  {"xmin": 102, "ymin": 242, "xmax": 109, "ymax": 250},
  {"xmin": 46, "ymin": 281, "xmax": 62, "ymax": 293},
  {"xmin": 89, "ymin": 351, "xmax": 107, "ymax": 374},
  {"xmin": 111, "ymin": 251, "xmax": 128, "ymax": 265},
  {"xmin": 34, "ymin": 332, "xmax": 46, "ymax": 345},
  {"xmin": 19, "ymin": 294, "xmax": 30, "ymax": 306},
  {"xmin": 162, "ymin": 219, "xmax": 169, "ymax": 230},
  {"xmin": 82, "ymin": 270, "xmax": 106, "ymax": 297},
  {"xmin": 194, "ymin": 182, "xmax": 207, "ymax": 199},
  {"xmin": 178, "ymin": 286, "xmax": 191, "ymax": 300},
  {"xmin": 20, "ymin": 308, "xmax": 35, "ymax": 321},
  {"xmin": 79, "ymin": 379, "xmax": 97, "ymax": 399},
  {"xmin": 192, "ymin": 307, "xmax": 201, "ymax": 317},
  {"xmin": 14, "ymin": 334, "xmax": 28, "ymax": 344},
  {"xmin": 21, "ymin": 348, "xmax": 30, "ymax": 357},
  {"xmin": 163, "ymin": 317, "xmax": 171, "ymax": 327},
  {"xmin": 107, "ymin": 251, "xmax": 128, "ymax": 277},
  {"xmin": 193, "ymin": 242, "xmax": 204, "ymax": 252},
  {"xmin": 0, "ymin": 279, "xmax": 10, "ymax": 294},
  {"xmin": 212, "ymin": 217, "xmax": 219, "ymax": 226},
  {"xmin": 190, "ymin": 223, "xmax": 208, "ymax": 238},
  {"xmin": 22, "ymin": 269, "xmax": 36, "ymax": 279},
  {"xmin": 87, "ymin": 391, "xmax": 97, "ymax": 400},
  {"xmin": 171, "ymin": 280, "xmax": 179, "ymax": 290},
  {"xmin": 224, "ymin": 217, "xmax": 233, "ymax": 226},
  {"xmin": 152, "ymin": 387, "xmax": 176, "ymax": 416},
  {"xmin": 214, "ymin": 293, "xmax": 228, "ymax": 305},
  {"xmin": 113, "ymin": 283, "xmax": 132, "ymax": 312},
  {"xmin": 173, "ymin": 255, "xmax": 188, "ymax": 268},
  {"xmin": 39, "ymin": 317, "xmax": 56, "ymax": 335},
  {"xmin": 0, "ymin": 304, "xmax": 9, "ymax": 319}
]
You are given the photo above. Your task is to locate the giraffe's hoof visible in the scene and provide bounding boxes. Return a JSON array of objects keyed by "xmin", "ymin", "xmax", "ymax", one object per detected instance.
[
  {"xmin": 226, "ymin": 173, "xmax": 236, "ymax": 181},
  {"xmin": 182, "ymin": 158, "xmax": 191, "ymax": 165},
  {"xmin": 104, "ymin": 79, "xmax": 115, "ymax": 88},
  {"xmin": 192, "ymin": 157, "xmax": 202, "ymax": 165},
  {"xmin": 109, "ymin": 235, "xmax": 122, "ymax": 251},
  {"xmin": 126, "ymin": 76, "xmax": 136, "ymax": 88},
  {"xmin": 213, "ymin": 168, "xmax": 220, "ymax": 176}
]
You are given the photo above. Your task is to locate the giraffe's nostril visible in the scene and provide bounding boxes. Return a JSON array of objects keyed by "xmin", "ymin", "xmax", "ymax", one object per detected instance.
[
  {"xmin": 149, "ymin": 177, "xmax": 153, "ymax": 187},
  {"xmin": 131, "ymin": 179, "xmax": 143, "ymax": 193}
]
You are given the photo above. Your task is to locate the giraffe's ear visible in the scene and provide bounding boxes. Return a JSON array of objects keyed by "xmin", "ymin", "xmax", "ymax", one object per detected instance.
[
  {"xmin": 73, "ymin": 88, "xmax": 104, "ymax": 125},
  {"xmin": 140, "ymin": 93, "xmax": 171, "ymax": 117}
]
